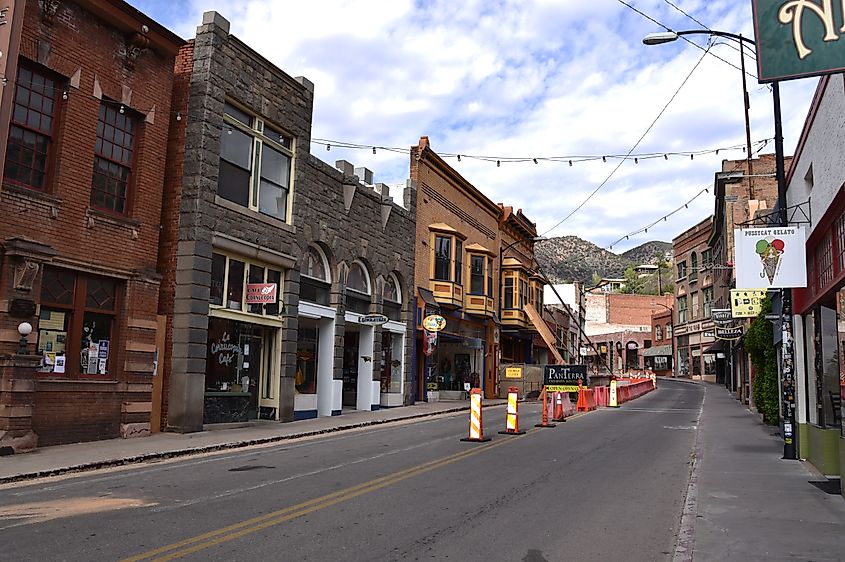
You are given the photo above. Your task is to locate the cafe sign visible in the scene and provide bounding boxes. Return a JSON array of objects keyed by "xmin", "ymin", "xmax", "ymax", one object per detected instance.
[
  {"xmin": 245, "ymin": 283, "xmax": 278, "ymax": 304},
  {"xmin": 752, "ymin": 0, "xmax": 845, "ymax": 82},
  {"xmin": 422, "ymin": 314, "xmax": 446, "ymax": 332}
]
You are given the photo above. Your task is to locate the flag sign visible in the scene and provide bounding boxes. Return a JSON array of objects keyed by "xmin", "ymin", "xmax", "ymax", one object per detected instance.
[{"xmin": 734, "ymin": 227, "xmax": 807, "ymax": 289}]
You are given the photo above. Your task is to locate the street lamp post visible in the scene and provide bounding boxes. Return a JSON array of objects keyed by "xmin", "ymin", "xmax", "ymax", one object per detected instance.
[{"xmin": 644, "ymin": 29, "xmax": 797, "ymax": 460}]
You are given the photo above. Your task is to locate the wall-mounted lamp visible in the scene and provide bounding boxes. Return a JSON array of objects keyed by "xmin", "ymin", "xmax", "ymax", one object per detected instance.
[{"xmin": 17, "ymin": 322, "xmax": 32, "ymax": 355}]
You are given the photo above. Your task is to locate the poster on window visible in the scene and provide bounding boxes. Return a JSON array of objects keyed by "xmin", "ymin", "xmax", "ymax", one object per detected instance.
[{"xmin": 734, "ymin": 227, "xmax": 807, "ymax": 289}]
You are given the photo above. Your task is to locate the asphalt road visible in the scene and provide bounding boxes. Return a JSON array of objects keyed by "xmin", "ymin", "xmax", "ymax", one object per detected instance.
[{"xmin": 0, "ymin": 379, "xmax": 704, "ymax": 561}]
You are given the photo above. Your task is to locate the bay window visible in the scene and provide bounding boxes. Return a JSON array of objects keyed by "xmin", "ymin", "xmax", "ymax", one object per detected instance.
[{"xmin": 217, "ymin": 101, "xmax": 294, "ymax": 222}]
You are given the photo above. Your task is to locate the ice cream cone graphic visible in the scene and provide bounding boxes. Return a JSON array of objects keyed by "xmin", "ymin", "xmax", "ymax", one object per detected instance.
[{"xmin": 755, "ymin": 238, "xmax": 785, "ymax": 284}]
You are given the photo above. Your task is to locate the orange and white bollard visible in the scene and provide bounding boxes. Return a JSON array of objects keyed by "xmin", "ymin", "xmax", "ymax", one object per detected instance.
[
  {"xmin": 499, "ymin": 386, "xmax": 526, "ymax": 435},
  {"xmin": 460, "ymin": 388, "xmax": 491, "ymax": 442},
  {"xmin": 535, "ymin": 386, "xmax": 556, "ymax": 428},
  {"xmin": 552, "ymin": 391, "xmax": 567, "ymax": 422}
]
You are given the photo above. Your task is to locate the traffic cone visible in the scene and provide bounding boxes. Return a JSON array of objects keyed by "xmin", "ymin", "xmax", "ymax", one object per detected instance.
[
  {"xmin": 499, "ymin": 386, "xmax": 526, "ymax": 435},
  {"xmin": 460, "ymin": 388, "xmax": 491, "ymax": 442},
  {"xmin": 535, "ymin": 386, "xmax": 556, "ymax": 428},
  {"xmin": 576, "ymin": 383, "xmax": 589, "ymax": 412},
  {"xmin": 552, "ymin": 391, "xmax": 567, "ymax": 422}
]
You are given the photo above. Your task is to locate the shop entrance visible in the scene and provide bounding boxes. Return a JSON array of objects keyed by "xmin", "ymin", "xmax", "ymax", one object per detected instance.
[
  {"xmin": 343, "ymin": 330, "xmax": 359, "ymax": 407},
  {"xmin": 238, "ymin": 332, "xmax": 263, "ymax": 419},
  {"xmin": 342, "ymin": 322, "xmax": 375, "ymax": 410}
]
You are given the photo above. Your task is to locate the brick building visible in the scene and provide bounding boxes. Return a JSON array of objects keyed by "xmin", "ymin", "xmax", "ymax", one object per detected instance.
[
  {"xmin": 0, "ymin": 0, "xmax": 182, "ymax": 449},
  {"xmin": 673, "ymin": 216, "xmax": 716, "ymax": 381},
  {"xmin": 410, "ymin": 137, "xmax": 545, "ymax": 399},
  {"xmin": 644, "ymin": 306, "xmax": 674, "ymax": 376},
  {"xmin": 160, "ymin": 12, "xmax": 415, "ymax": 432}
]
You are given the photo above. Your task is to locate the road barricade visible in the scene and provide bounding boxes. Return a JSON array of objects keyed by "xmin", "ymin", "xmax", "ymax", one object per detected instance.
[
  {"xmin": 535, "ymin": 387, "xmax": 556, "ymax": 428},
  {"xmin": 499, "ymin": 386, "xmax": 526, "ymax": 435},
  {"xmin": 460, "ymin": 388, "xmax": 491, "ymax": 443},
  {"xmin": 593, "ymin": 386, "xmax": 609, "ymax": 407},
  {"xmin": 551, "ymin": 392, "xmax": 575, "ymax": 422},
  {"xmin": 615, "ymin": 379, "xmax": 655, "ymax": 405},
  {"xmin": 576, "ymin": 385, "xmax": 597, "ymax": 412}
]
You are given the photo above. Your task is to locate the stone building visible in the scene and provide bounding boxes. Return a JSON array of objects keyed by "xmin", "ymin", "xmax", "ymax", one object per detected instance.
[
  {"xmin": 672, "ymin": 217, "xmax": 716, "ymax": 381},
  {"xmin": 0, "ymin": 0, "xmax": 182, "ymax": 450},
  {"xmin": 160, "ymin": 12, "xmax": 415, "ymax": 432}
]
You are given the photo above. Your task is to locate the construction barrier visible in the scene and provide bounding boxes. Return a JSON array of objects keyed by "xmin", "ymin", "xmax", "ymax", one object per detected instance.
[
  {"xmin": 535, "ymin": 387, "xmax": 556, "ymax": 428},
  {"xmin": 615, "ymin": 380, "xmax": 655, "ymax": 405},
  {"xmin": 593, "ymin": 385, "xmax": 609, "ymax": 407},
  {"xmin": 499, "ymin": 386, "xmax": 526, "ymax": 435},
  {"xmin": 575, "ymin": 385, "xmax": 597, "ymax": 412},
  {"xmin": 551, "ymin": 391, "xmax": 575, "ymax": 422},
  {"xmin": 460, "ymin": 388, "xmax": 491, "ymax": 442}
]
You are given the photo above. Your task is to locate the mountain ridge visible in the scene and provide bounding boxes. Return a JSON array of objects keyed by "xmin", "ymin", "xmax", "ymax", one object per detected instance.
[{"xmin": 535, "ymin": 236, "xmax": 672, "ymax": 284}]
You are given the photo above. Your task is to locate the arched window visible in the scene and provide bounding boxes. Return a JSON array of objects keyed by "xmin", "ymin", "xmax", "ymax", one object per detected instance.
[
  {"xmin": 301, "ymin": 247, "xmax": 329, "ymax": 282},
  {"xmin": 300, "ymin": 246, "xmax": 331, "ymax": 306},
  {"xmin": 346, "ymin": 261, "xmax": 371, "ymax": 314},
  {"xmin": 383, "ymin": 273, "xmax": 402, "ymax": 321}
]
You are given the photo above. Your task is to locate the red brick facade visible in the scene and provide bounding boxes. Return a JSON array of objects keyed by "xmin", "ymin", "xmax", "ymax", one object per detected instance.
[{"xmin": 0, "ymin": 1, "xmax": 182, "ymax": 447}]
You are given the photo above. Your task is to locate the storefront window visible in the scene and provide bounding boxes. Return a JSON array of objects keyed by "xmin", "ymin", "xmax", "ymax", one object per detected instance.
[
  {"xmin": 37, "ymin": 267, "xmax": 118, "ymax": 377},
  {"xmin": 211, "ymin": 252, "xmax": 283, "ymax": 317},
  {"xmin": 380, "ymin": 331, "xmax": 402, "ymax": 394},
  {"xmin": 296, "ymin": 320, "xmax": 318, "ymax": 394}
]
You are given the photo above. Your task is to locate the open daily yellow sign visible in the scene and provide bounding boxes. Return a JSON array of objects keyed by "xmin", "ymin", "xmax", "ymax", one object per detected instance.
[{"xmin": 546, "ymin": 385, "xmax": 580, "ymax": 392}]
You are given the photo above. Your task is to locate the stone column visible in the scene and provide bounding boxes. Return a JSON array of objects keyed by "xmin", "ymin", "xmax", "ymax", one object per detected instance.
[{"xmin": 0, "ymin": 354, "xmax": 40, "ymax": 454}]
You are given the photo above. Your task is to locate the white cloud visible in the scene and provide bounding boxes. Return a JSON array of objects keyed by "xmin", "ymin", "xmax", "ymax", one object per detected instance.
[{"xmin": 130, "ymin": 0, "xmax": 817, "ymax": 252}]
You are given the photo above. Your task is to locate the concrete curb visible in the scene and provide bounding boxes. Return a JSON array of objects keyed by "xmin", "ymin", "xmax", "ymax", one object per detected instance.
[{"xmin": 0, "ymin": 404, "xmax": 500, "ymax": 485}]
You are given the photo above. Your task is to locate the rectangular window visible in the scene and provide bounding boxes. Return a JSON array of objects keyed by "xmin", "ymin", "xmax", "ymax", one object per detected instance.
[
  {"xmin": 470, "ymin": 255, "xmax": 485, "ymax": 295},
  {"xmin": 677, "ymin": 261, "xmax": 687, "ymax": 279},
  {"xmin": 504, "ymin": 277, "xmax": 514, "ymax": 309},
  {"xmin": 455, "ymin": 240, "xmax": 463, "ymax": 285},
  {"xmin": 226, "ymin": 259, "xmax": 245, "ymax": 311},
  {"xmin": 434, "ymin": 235, "xmax": 452, "ymax": 281},
  {"xmin": 703, "ymin": 287, "xmax": 714, "ymax": 317},
  {"xmin": 4, "ymin": 64, "xmax": 59, "ymax": 191},
  {"xmin": 678, "ymin": 296, "xmax": 688, "ymax": 324},
  {"xmin": 691, "ymin": 292, "xmax": 699, "ymax": 320},
  {"xmin": 701, "ymin": 249, "xmax": 712, "ymax": 269},
  {"xmin": 91, "ymin": 103, "xmax": 137, "ymax": 214},
  {"xmin": 520, "ymin": 279, "xmax": 529, "ymax": 308},
  {"xmin": 835, "ymin": 211, "xmax": 845, "ymax": 275},
  {"xmin": 487, "ymin": 260, "xmax": 493, "ymax": 296},
  {"xmin": 817, "ymin": 232, "xmax": 834, "ymax": 290},
  {"xmin": 37, "ymin": 267, "xmax": 119, "ymax": 377},
  {"xmin": 211, "ymin": 253, "xmax": 226, "ymax": 306},
  {"xmin": 211, "ymin": 253, "xmax": 283, "ymax": 317},
  {"xmin": 217, "ymin": 102, "xmax": 294, "ymax": 220}
]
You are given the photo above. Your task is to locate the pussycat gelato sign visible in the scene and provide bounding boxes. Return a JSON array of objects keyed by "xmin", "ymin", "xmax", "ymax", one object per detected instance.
[{"xmin": 734, "ymin": 227, "xmax": 807, "ymax": 289}]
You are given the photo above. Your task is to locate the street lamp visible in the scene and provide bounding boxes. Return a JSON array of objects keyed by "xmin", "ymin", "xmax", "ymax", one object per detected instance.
[{"xmin": 644, "ymin": 28, "xmax": 795, "ymax": 460}]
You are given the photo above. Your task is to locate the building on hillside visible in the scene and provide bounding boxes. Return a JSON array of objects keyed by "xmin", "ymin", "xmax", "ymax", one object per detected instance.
[
  {"xmin": 0, "ymin": 0, "xmax": 182, "ymax": 451},
  {"xmin": 783, "ymin": 73, "xmax": 845, "ymax": 489},
  {"xmin": 644, "ymin": 306, "xmax": 674, "ymax": 376},
  {"xmin": 411, "ymin": 137, "xmax": 546, "ymax": 399},
  {"xmin": 708, "ymin": 154, "xmax": 787, "ymax": 397},
  {"xmin": 672, "ymin": 217, "xmax": 716, "ymax": 381},
  {"xmin": 160, "ymin": 12, "xmax": 415, "ymax": 433}
]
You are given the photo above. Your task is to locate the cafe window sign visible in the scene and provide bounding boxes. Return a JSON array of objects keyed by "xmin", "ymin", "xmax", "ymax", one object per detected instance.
[
  {"xmin": 211, "ymin": 252, "xmax": 282, "ymax": 316},
  {"xmin": 753, "ymin": 0, "xmax": 845, "ymax": 82}
]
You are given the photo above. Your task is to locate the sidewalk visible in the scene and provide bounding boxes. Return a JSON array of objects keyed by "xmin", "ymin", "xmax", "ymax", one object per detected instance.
[
  {"xmin": 688, "ymin": 384, "xmax": 845, "ymax": 561},
  {"xmin": 0, "ymin": 399, "xmax": 504, "ymax": 484}
]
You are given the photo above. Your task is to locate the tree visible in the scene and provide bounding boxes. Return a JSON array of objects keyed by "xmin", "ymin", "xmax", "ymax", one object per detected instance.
[
  {"xmin": 653, "ymin": 250, "xmax": 672, "ymax": 295},
  {"xmin": 591, "ymin": 272, "xmax": 601, "ymax": 287},
  {"xmin": 621, "ymin": 265, "xmax": 645, "ymax": 294}
]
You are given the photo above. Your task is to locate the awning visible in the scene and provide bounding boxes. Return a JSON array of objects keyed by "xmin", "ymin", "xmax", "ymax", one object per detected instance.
[
  {"xmin": 703, "ymin": 340, "xmax": 725, "ymax": 354},
  {"xmin": 418, "ymin": 288, "xmax": 439, "ymax": 308},
  {"xmin": 643, "ymin": 344, "xmax": 672, "ymax": 357}
]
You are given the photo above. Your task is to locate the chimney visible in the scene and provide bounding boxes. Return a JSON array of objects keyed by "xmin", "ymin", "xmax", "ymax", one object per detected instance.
[
  {"xmin": 375, "ymin": 183, "xmax": 390, "ymax": 199},
  {"xmin": 335, "ymin": 160, "xmax": 354, "ymax": 175},
  {"xmin": 354, "ymin": 166, "xmax": 374, "ymax": 185}
]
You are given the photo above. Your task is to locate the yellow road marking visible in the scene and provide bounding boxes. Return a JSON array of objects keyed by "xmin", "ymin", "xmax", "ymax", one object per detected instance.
[{"xmin": 124, "ymin": 434, "xmax": 519, "ymax": 561}]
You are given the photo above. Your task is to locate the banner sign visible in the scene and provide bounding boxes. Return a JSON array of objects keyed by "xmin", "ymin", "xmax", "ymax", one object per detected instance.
[
  {"xmin": 423, "ymin": 330, "xmax": 437, "ymax": 356},
  {"xmin": 246, "ymin": 283, "xmax": 278, "ymax": 304},
  {"xmin": 716, "ymin": 326, "xmax": 744, "ymax": 340},
  {"xmin": 734, "ymin": 227, "xmax": 807, "ymax": 289},
  {"xmin": 544, "ymin": 364, "xmax": 589, "ymax": 387},
  {"xmin": 711, "ymin": 308, "xmax": 733, "ymax": 325},
  {"xmin": 731, "ymin": 289, "xmax": 767, "ymax": 318},
  {"xmin": 752, "ymin": 0, "xmax": 845, "ymax": 82}
]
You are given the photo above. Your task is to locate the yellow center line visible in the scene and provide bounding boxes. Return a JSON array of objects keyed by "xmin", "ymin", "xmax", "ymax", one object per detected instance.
[{"xmin": 124, "ymin": 431, "xmax": 524, "ymax": 561}]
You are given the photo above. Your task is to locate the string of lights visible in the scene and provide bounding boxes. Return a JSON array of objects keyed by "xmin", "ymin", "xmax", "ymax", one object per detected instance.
[
  {"xmin": 604, "ymin": 138, "xmax": 772, "ymax": 250},
  {"xmin": 312, "ymin": 137, "xmax": 769, "ymax": 167}
]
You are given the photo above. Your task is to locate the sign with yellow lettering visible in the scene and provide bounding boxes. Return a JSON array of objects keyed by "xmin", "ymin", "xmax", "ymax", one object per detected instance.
[
  {"xmin": 731, "ymin": 289, "xmax": 767, "ymax": 318},
  {"xmin": 505, "ymin": 367, "xmax": 523, "ymax": 379}
]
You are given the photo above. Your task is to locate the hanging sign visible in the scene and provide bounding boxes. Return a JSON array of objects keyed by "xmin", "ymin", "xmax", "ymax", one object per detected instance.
[
  {"xmin": 711, "ymin": 308, "xmax": 733, "ymax": 325},
  {"xmin": 245, "ymin": 283, "xmax": 278, "ymax": 304},
  {"xmin": 734, "ymin": 227, "xmax": 807, "ymax": 289},
  {"xmin": 716, "ymin": 326, "xmax": 744, "ymax": 340},
  {"xmin": 731, "ymin": 289, "xmax": 767, "ymax": 318},
  {"xmin": 423, "ymin": 330, "xmax": 437, "ymax": 356},
  {"xmin": 359, "ymin": 314, "xmax": 388, "ymax": 326},
  {"xmin": 422, "ymin": 314, "xmax": 446, "ymax": 332},
  {"xmin": 752, "ymin": 0, "xmax": 845, "ymax": 82}
]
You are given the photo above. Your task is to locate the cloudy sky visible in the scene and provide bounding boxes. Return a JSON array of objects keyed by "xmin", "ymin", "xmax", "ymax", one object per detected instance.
[{"xmin": 128, "ymin": 0, "xmax": 816, "ymax": 252}]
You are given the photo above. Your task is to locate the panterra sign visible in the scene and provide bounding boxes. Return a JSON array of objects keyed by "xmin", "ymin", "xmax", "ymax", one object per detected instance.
[{"xmin": 752, "ymin": 0, "xmax": 845, "ymax": 82}]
